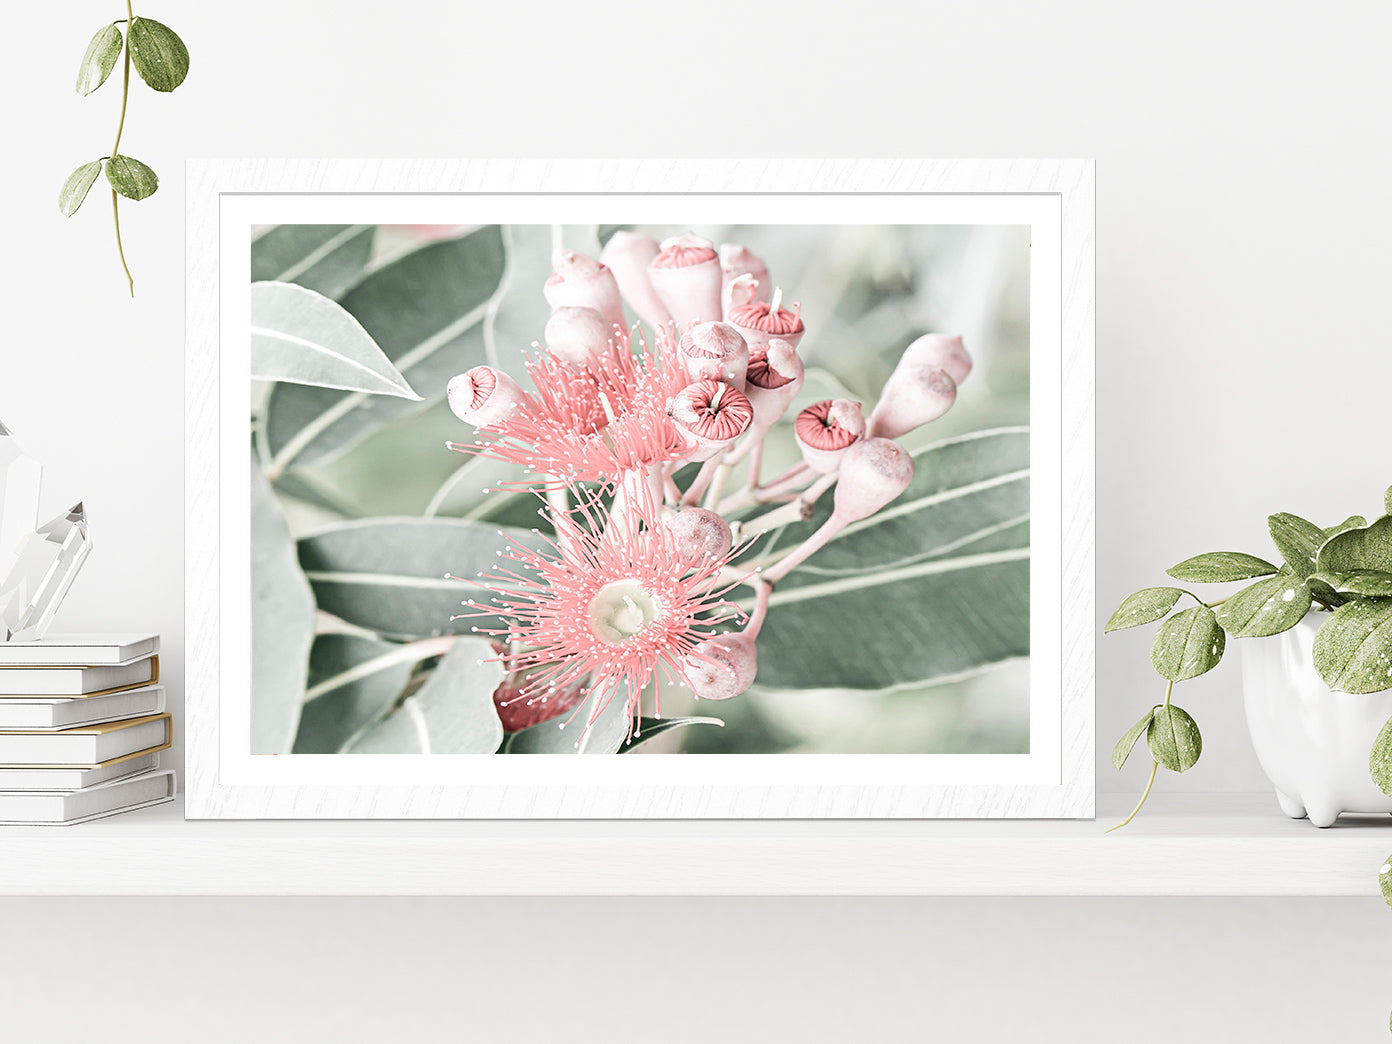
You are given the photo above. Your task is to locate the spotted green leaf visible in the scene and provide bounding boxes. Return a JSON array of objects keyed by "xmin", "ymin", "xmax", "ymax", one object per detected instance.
[
  {"xmin": 1385, "ymin": 487, "xmax": 1392, "ymax": 516},
  {"xmin": 1378, "ymin": 846, "xmax": 1392, "ymax": 907},
  {"xmin": 1313, "ymin": 598, "xmax": 1392, "ymax": 695},
  {"xmin": 1105, "ymin": 588, "xmax": 1185, "ymax": 633},
  {"xmin": 105, "ymin": 155, "xmax": 158, "ymax": 201},
  {"xmin": 128, "ymin": 17, "xmax": 189, "ymax": 92},
  {"xmin": 1166, "ymin": 552, "xmax": 1277, "ymax": 584},
  {"xmin": 1214, "ymin": 575, "xmax": 1312, "ymax": 638},
  {"xmin": 1309, "ymin": 570, "xmax": 1392, "ymax": 599},
  {"xmin": 1317, "ymin": 515, "xmax": 1392, "ymax": 575},
  {"xmin": 1325, "ymin": 516, "xmax": 1367, "ymax": 540},
  {"xmin": 58, "ymin": 160, "xmax": 104, "ymax": 217},
  {"xmin": 1371, "ymin": 718, "xmax": 1392, "ymax": 799},
  {"xmin": 1267, "ymin": 513, "xmax": 1325, "ymax": 580},
  {"xmin": 1147, "ymin": 704, "xmax": 1202, "ymax": 772},
  {"xmin": 75, "ymin": 24, "xmax": 123, "ymax": 95},
  {"xmin": 1150, "ymin": 606, "xmax": 1225, "ymax": 681},
  {"xmin": 1112, "ymin": 708, "xmax": 1156, "ymax": 770}
]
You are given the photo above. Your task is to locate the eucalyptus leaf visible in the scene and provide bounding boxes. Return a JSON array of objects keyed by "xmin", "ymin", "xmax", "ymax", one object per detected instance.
[
  {"xmin": 1214, "ymin": 575, "xmax": 1312, "ymax": 638},
  {"xmin": 1166, "ymin": 552, "xmax": 1277, "ymax": 584},
  {"xmin": 58, "ymin": 160, "xmax": 104, "ymax": 217},
  {"xmin": 297, "ymin": 516, "xmax": 535, "ymax": 640},
  {"xmin": 1267, "ymin": 513, "xmax": 1325, "ymax": 579},
  {"xmin": 75, "ymin": 24, "xmax": 122, "ymax": 95},
  {"xmin": 1316, "ymin": 515, "xmax": 1392, "ymax": 575},
  {"xmin": 127, "ymin": 17, "xmax": 189, "ymax": 92},
  {"xmin": 597, "ymin": 225, "xmax": 632, "ymax": 248},
  {"xmin": 251, "ymin": 281, "xmax": 421, "ymax": 399},
  {"xmin": 1308, "ymin": 570, "xmax": 1392, "ymax": 599},
  {"xmin": 1147, "ymin": 704, "xmax": 1202, "ymax": 772},
  {"xmin": 346, "ymin": 638, "xmax": 504, "ymax": 754},
  {"xmin": 503, "ymin": 687, "xmax": 631, "ymax": 754},
  {"xmin": 251, "ymin": 225, "xmax": 375, "ymax": 299},
  {"xmin": 1104, "ymin": 588, "xmax": 1185, "ymax": 633},
  {"xmin": 620, "ymin": 716, "xmax": 725, "ymax": 751},
  {"xmin": 1150, "ymin": 606, "xmax": 1225, "ymax": 681},
  {"xmin": 292, "ymin": 633, "xmax": 416, "ymax": 753},
  {"xmin": 1371, "ymin": 717, "xmax": 1392, "ymax": 799},
  {"xmin": 1312, "ymin": 598, "xmax": 1392, "ymax": 695},
  {"xmin": 1112, "ymin": 709, "xmax": 1156, "ymax": 770},
  {"xmin": 265, "ymin": 226, "xmax": 505, "ymax": 472},
  {"xmin": 105, "ymin": 155, "xmax": 158, "ymax": 201},
  {"xmin": 251, "ymin": 455, "xmax": 315, "ymax": 753}
]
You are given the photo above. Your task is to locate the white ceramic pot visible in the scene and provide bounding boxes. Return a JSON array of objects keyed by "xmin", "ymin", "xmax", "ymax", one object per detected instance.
[{"xmin": 1241, "ymin": 611, "xmax": 1392, "ymax": 827}]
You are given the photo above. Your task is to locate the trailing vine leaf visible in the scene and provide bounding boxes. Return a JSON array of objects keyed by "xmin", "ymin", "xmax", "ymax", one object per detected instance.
[
  {"xmin": 1166, "ymin": 551, "xmax": 1277, "ymax": 584},
  {"xmin": 1309, "ymin": 570, "xmax": 1392, "ymax": 599},
  {"xmin": 1267, "ymin": 512, "xmax": 1325, "ymax": 579},
  {"xmin": 1379, "ymin": 850, "xmax": 1392, "ymax": 908},
  {"xmin": 1312, "ymin": 599, "xmax": 1392, "ymax": 694},
  {"xmin": 58, "ymin": 161, "xmax": 104, "ymax": 217},
  {"xmin": 1150, "ymin": 606, "xmax": 1225, "ymax": 681},
  {"xmin": 250, "ymin": 225, "xmax": 375, "ymax": 300},
  {"xmin": 1105, "ymin": 588, "xmax": 1185, "ymax": 633},
  {"xmin": 1214, "ymin": 575, "xmax": 1312, "ymax": 638},
  {"xmin": 1370, "ymin": 717, "xmax": 1392, "ymax": 798},
  {"xmin": 1112, "ymin": 708, "xmax": 1156, "ymax": 770},
  {"xmin": 105, "ymin": 155, "xmax": 158, "ymax": 201},
  {"xmin": 127, "ymin": 17, "xmax": 189, "ymax": 92},
  {"xmin": 1325, "ymin": 515, "xmax": 1367, "ymax": 540},
  {"xmin": 1147, "ymin": 704, "xmax": 1202, "ymax": 772},
  {"xmin": 1317, "ymin": 515, "xmax": 1392, "ymax": 575},
  {"xmin": 75, "ymin": 24, "xmax": 123, "ymax": 95},
  {"xmin": 1385, "ymin": 487, "xmax": 1392, "ymax": 515}
]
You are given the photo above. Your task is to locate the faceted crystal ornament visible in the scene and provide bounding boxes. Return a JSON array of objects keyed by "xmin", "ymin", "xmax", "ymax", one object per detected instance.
[
  {"xmin": 0, "ymin": 502, "xmax": 92, "ymax": 642},
  {"xmin": 0, "ymin": 421, "xmax": 42, "ymax": 568}
]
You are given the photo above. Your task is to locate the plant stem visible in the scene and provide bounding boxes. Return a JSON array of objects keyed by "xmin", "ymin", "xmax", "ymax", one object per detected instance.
[
  {"xmin": 1106, "ymin": 679, "xmax": 1174, "ymax": 833},
  {"xmin": 111, "ymin": 0, "xmax": 136, "ymax": 296}
]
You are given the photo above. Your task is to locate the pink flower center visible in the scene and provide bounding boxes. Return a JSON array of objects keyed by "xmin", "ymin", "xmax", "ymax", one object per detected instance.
[
  {"xmin": 730, "ymin": 300, "xmax": 804, "ymax": 335},
  {"xmin": 464, "ymin": 366, "xmax": 498, "ymax": 410},
  {"xmin": 651, "ymin": 242, "xmax": 718, "ymax": 269},
  {"xmin": 796, "ymin": 399, "xmax": 861, "ymax": 450},
  {"xmin": 746, "ymin": 347, "xmax": 796, "ymax": 390},
  {"xmin": 588, "ymin": 581, "xmax": 663, "ymax": 643},
  {"xmin": 670, "ymin": 380, "xmax": 754, "ymax": 441}
]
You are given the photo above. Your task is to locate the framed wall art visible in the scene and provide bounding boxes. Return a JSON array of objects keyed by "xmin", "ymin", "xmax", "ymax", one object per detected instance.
[{"xmin": 184, "ymin": 158, "xmax": 1095, "ymax": 818}]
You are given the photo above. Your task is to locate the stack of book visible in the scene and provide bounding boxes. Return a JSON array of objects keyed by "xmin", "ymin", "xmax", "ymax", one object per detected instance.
[{"xmin": 0, "ymin": 634, "xmax": 174, "ymax": 825}]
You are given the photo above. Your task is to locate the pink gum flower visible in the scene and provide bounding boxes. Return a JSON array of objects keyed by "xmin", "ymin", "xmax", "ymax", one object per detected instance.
[
  {"xmin": 867, "ymin": 364, "xmax": 958, "ymax": 440},
  {"xmin": 600, "ymin": 231, "xmax": 672, "ymax": 330},
  {"xmin": 683, "ymin": 631, "xmax": 758, "ymax": 701},
  {"xmin": 663, "ymin": 507, "xmax": 734, "ymax": 567},
  {"xmin": 728, "ymin": 290, "xmax": 805, "ymax": 351},
  {"xmin": 447, "ymin": 366, "xmax": 532, "ymax": 430},
  {"xmin": 901, "ymin": 333, "xmax": 972, "ymax": 385},
  {"xmin": 719, "ymin": 244, "xmax": 770, "ymax": 318},
  {"xmin": 543, "ymin": 249, "xmax": 626, "ymax": 332},
  {"xmin": 669, "ymin": 379, "xmax": 754, "ymax": 461},
  {"xmin": 492, "ymin": 672, "xmax": 588, "ymax": 733},
  {"xmin": 678, "ymin": 320, "xmax": 750, "ymax": 390},
  {"xmin": 744, "ymin": 338, "xmax": 804, "ymax": 431},
  {"xmin": 794, "ymin": 398, "xmax": 865, "ymax": 474},
  {"xmin": 648, "ymin": 233, "xmax": 723, "ymax": 326},
  {"xmin": 543, "ymin": 306, "xmax": 616, "ymax": 368}
]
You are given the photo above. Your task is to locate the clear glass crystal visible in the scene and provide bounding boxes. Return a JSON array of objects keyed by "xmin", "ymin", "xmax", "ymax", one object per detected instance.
[
  {"xmin": 0, "ymin": 421, "xmax": 42, "ymax": 567},
  {"xmin": 0, "ymin": 502, "xmax": 92, "ymax": 642}
]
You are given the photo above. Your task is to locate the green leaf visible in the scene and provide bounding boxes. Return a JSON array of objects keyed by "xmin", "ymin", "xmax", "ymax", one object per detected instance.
[
  {"xmin": 597, "ymin": 224, "xmax": 632, "ymax": 248},
  {"xmin": 1304, "ymin": 573, "xmax": 1350, "ymax": 610},
  {"xmin": 265, "ymin": 226, "xmax": 505, "ymax": 472},
  {"xmin": 1309, "ymin": 570, "xmax": 1392, "ymax": 599},
  {"xmin": 1166, "ymin": 551, "xmax": 1277, "ymax": 584},
  {"xmin": 1267, "ymin": 513, "xmax": 1326, "ymax": 579},
  {"xmin": 1104, "ymin": 588, "xmax": 1185, "ymax": 633},
  {"xmin": 58, "ymin": 160, "xmax": 103, "ymax": 217},
  {"xmin": 1378, "ymin": 849, "xmax": 1392, "ymax": 909},
  {"xmin": 1214, "ymin": 575, "xmax": 1312, "ymax": 638},
  {"xmin": 1317, "ymin": 515, "xmax": 1392, "ymax": 575},
  {"xmin": 251, "ymin": 455, "xmax": 315, "ymax": 753},
  {"xmin": 75, "ymin": 24, "xmax": 122, "ymax": 95},
  {"xmin": 1371, "ymin": 718, "xmax": 1392, "ymax": 799},
  {"xmin": 745, "ymin": 428, "xmax": 1029, "ymax": 690},
  {"xmin": 104, "ymin": 155, "xmax": 158, "ymax": 201},
  {"xmin": 1150, "ymin": 606, "xmax": 1225, "ymax": 681},
  {"xmin": 621, "ymin": 716, "xmax": 725, "ymax": 752},
  {"xmin": 1312, "ymin": 598, "xmax": 1392, "ymax": 694},
  {"xmin": 1147, "ymin": 704, "xmax": 1202, "ymax": 772},
  {"xmin": 127, "ymin": 17, "xmax": 188, "ymax": 92},
  {"xmin": 297, "ymin": 516, "xmax": 534, "ymax": 640},
  {"xmin": 292, "ymin": 633, "xmax": 418, "ymax": 753},
  {"xmin": 251, "ymin": 281, "xmax": 421, "ymax": 399},
  {"xmin": 1385, "ymin": 487, "xmax": 1392, "ymax": 516},
  {"xmin": 503, "ymin": 688, "xmax": 631, "ymax": 754},
  {"xmin": 346, "ymin": 638, "xmax": 504, "ymax": 754},
  {"xmin": 1112, "ymin": 709, "xmax": 1156, "ymax": 770},
  {"xmin": 1325, "ymin": 515, "xmax": 1367, "ymax": 540},
  {"xmin": 251, "ymin": 225, "xmax": 375, "ymax": 300}
]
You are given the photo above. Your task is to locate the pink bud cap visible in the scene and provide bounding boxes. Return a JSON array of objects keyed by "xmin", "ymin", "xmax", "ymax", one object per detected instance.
[
  {"xmin": 832, "ymin": 438, "xmax": 915, "ymax": 522},
  {"xmin": 543, "ymin": 249, "xmax": 625, "ymax": 331},
  {"xmin": 744, "ymin": 339, "xmax": 805, "ymax": 429},
  {"xmin": 683, "ymin": 632, "xmax": 758, "ymax": 701},
  {"xmin": 678, "ymin": 321, "xmax": 750, "ymax": 389},
  {"xmin": 725, "ymin": 273, "xmax": 760, "ymax": 315},
  {"xmin": 664, "ymin": 508, "xmax": 734, "ymax": 566},
  {"xmin": 543, "ymin": 306, "xmax": 615, "ymax": 367},
  {"xmin": 900, "ymin": 334, "xmax": 972, "ymax": 385},
  {"xmin": 600, "ymin": 231, "xmax": 672, "ymax": 330},
  {"xmin": 669, "ymin": 379, "xmax": 754, "ymax": 460},
  {"xmin": 447, "ymin": 366, "xmax": 530, "ymax": 430},
  {"xmin": 720, "ymin": 244, "xmax": 770, "ymax": 316},
  {"xmin": 794, "ymin": 398, "xmax": 865, "ymax": 474},
  {"xmin": 649, "ymin": 233, "xmax": 723, "ymax": 325},
  {"xmin": 867, "ymin": 365, "xmax": 957, "ymax": 440}
]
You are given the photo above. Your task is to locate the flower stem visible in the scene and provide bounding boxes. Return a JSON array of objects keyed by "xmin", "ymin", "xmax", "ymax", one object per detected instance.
[{"xmin": 111, "ymin": 0, "xmax": 136, "ymax": 296}]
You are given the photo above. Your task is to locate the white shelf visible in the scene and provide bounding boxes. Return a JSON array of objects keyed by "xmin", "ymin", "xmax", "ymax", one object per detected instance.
[{"xmin": 0, "ymin": 794, "xmax": 1387, "ymax": 896}]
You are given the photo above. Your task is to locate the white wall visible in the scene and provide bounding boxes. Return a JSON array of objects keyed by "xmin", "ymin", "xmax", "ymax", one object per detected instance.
[{"xmin": 2, "ymin": 2, "xmax": 1389, "ymax": 1041}]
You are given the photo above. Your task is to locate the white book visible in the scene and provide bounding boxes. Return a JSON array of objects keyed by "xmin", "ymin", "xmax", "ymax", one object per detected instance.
[
  {"xmin": 0, "ymin": 654, "xmax": 158, "ymax": 696},
  {"xmin": 0, "ymin": 751, "xmax": 161, "ymax": 790},
  {"xmin": 0, "ymin": 713, "xmax": 171, "ymax": 767},
  {"xmin": 0, "ymin": 634, "xmax": 159, "ymax": 666},
  {"xmin": 0, "ymin": 685, "xmax": 165, "ymax": 730},
  {"xmin": 0, "ymin": 769, "xmax": 176, "ymax": 825}
]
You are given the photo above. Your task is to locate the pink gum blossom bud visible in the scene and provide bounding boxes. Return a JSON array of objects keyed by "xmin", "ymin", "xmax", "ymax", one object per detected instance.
[
  {"xmin": 744, "ymin": 338, "xmax": 805, "ymax": 430},
  {"xmin": 728, "ymin": 294, "xmax": 805, "ymax": 351},
  {"xmin": 900, "ymin": 333, "xmax": 972, "ymax": 385},
  {"xmin": 724, "ymin": 273, "xmax": 759, "ymax": 316},
  {"xmin": 720, "ymin": 244, "xmax": 770, "ymax": 317},
  {"xmin": 543, "ymin": 306, "xmax": 616, "ymax": 368},
  {"xmin": 600, "ymin": 231, "xmax": 672, "ymax": 330},
  {"xmin": 831, "ymin": 438, "xmax": 915, "ymax": 523},
  {"xmin": 794, "ymin": 398, "xmax": 865, "ymax": 474},
  {"xmin": 447, "ymin": 366, "xmax": 531, "ymax": 430},
  {"xmin": 543, "ymin": 249, "xmax": 626, "ymax": 332},
  {"xmin": 664, "ymin": 507, "xmax": 734, "ymax": 567},
  {"xmin": 678, "ymin": 321, "xmax": 750, "ymax": 389},
  {"xmin": 867, "ymin": 365, "xmax": 957, "ymax": 440},
  {"xmin": 648, "ymin": 233, "xmax": 723, "ymax": 325},
  {"xmin": 669, "ymin": 379, "xmax": 754, "ymax": 461},
  {"xmin": 683, "ymin": 631, "xmax": 758, "ymax": 701}
]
